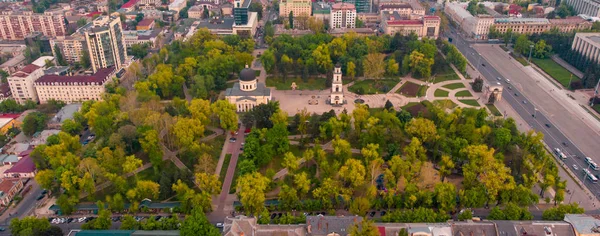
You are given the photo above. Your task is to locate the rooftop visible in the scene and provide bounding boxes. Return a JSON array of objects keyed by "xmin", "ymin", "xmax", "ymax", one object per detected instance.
[
  {"xmin": 4, "ymin": 155, "xmax": 34, "ymax": 174},
  {"xmin": 0, "ymin": 178, "xmax": 20, "ymax": 195},
  {"xmin": 494, "ymin": 17, "xmax": 550, "ymax": 24},
  {"xmin": 332, "ymin": 2, "xmax": 356, "ymax": 10},
  {"xmin": 564, "ymin": 214, "xmax": 600, "ymax": 234},
  {"xmin": 44, "ymin": 66, "xmax": 70, "ymax": 75},
  {"xmin": 446, "ymin": 2, "xmax": 473, "ymax": 20},
  {"xmin": 306, "ymin": 215, "xmax": 362, "ymax": 236},
  {"xmin": 137, "ymin": 18, "xmax": 154, "ymax": 27},
  {"xmin": 10, "ymin": 64, "xmax": 41, "ymax": 78},
  {"xmin": 0, "ymin": 118, "xmax": 12, "ymax": 128},
  {"xmin": 121, "ymin": 0, "xmax": 138, "ymax": 9},
  {"xmin": 494, "ymin": 221, "xmax": 575, "ymax": 236},
  {"xmin": 31, "ymin": 56, "xmax": 55, "ymax": 68},
  {"xmin": 197, "ymin": 17, "xmax": 235, "ymax": 30},
  {"xmin": 225, "ymin": 82, "xmax": 271, "ymax": 97},
  {"xmin": 0, "ymin": 154, "xmax": 18, "ymax": 163},
  {"xmin": 0, "ymin": 54, "xmax": 25, "ymax": 68},
  {"xmin": 451, "ymin": 221, "xmax": 497, "ymax": 236},
  {"xmin": 36, "ymin": 67, "xmax": 115, "ymax": 84}
]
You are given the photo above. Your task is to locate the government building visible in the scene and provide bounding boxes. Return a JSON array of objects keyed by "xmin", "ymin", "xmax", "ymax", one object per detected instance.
[{"xmin": 225, "ymin": 65, "xmax": 271, "ymax": 112}]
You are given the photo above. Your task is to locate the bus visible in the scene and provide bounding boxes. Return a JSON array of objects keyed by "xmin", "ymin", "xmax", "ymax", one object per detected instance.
[{"xmin": 584, "ymin": 169, "xmax": 598, "ymax": 183}]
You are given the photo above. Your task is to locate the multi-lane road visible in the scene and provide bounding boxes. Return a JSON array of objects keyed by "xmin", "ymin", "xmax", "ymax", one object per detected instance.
[{"xmin": 445, "ymin": 29, "xmax": 600, "ymax": 202}]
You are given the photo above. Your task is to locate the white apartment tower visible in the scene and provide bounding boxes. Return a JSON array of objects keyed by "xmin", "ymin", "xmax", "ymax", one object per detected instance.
[
  {"xmin": 330, "ymin": 3, "xmax": 356, "ymax": 29},
  {"xmin": 330, "ymin": 63, "xmax": 344, "ymax": 105}
]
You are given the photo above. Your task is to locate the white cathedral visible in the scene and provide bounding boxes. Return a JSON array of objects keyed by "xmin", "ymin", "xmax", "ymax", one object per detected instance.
[{"xmin": 225, "ymin": 65, "xmax": 272, "ymax": 112}]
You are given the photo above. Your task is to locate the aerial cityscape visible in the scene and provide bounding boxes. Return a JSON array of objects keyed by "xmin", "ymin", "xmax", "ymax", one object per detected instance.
[{"xmin": 0, "ymin": 0, "xmax": 597, "ymax": 235}]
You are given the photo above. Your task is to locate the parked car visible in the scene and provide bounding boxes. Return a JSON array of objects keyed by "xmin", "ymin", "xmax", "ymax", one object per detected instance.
[
  {"xmin": 229, "ymin": 138, "xmax": 236, "ymax": 143},
  {"xmin": 36, "ymin": 194, "xmax": 45, "ymax": 201},
  {"xmin": 573, "ymin": 164, "xmax": 579, "ymax": 170}
]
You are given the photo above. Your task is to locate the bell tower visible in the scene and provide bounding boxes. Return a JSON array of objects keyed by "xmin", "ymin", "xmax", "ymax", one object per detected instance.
[{"xmin": 330, "ymin": 63, "xmax": 344, "ymax": 105}]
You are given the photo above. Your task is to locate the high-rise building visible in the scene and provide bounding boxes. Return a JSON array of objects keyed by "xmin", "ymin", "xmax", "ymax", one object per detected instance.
[
  {"xmin": 0, "ymin": 11, "xmax": 66, "ymax": 40},
  {"xmin": 84, "ymin": 16, "xmax": 127, "ymax": 73},
  {"xmin": 279, "ymin": 0, "xmax": 312, "ymax": 17},
  {"xmin": 234, "ymin": 0, "xmax": 251, "ymax": 25},
  {"xmin": 330, "ymin": 3, "xmax": 357, "ymax": 29},
  {"xmin": 343, "ymin": 0, "xmax": 370, "ymax": 13},
  {"xmin": 50, "ymin": 35, "xmax": 86, "ymax": 64}
]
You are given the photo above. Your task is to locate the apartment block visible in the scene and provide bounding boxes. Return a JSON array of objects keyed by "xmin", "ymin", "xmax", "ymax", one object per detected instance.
[
  {"xmin": 84, "ymin": 16, "xmax": 127, "ymax": 73},
  {"xmin": 549, "ymin": 16, "xmax": 593, "ymax": 33},
  {"xmin": 34, "ymin": 67, "xmax": 115, "ymax": 104},
  {"xmin": 0, "ymin": 11, "xmax": 66, "ymax": 40},
  {"xmin": 493, "ymin": 18, "xmax": 551, "ymax": 34},
  {"xmin": 379, "ymin": 2, "xmax": 425, "ymax": 17},
  {"xmin": 50, "ymin": 36, "xmax": 86, "ymax": 64},
  {"xmin": 463, "ymin": 15, "xmax": 494, "ymax": 40},
  {"xmin": 279, "ymin": 0, "xmax": 312, "ymax": 17},
  {"xmin": 7, "ymin": 64, "xmax": 44, "ymax": 104},
  {"xmin": 342, "ymin": 0, "xmax": 370, "ymax": 13},
  {"xmin": 571, "ymin": 33, "xmax": 600, "ymax": 63},
  {"xmin": 330, "ymin": 3, "xmax": 357, "ymax": 29}
]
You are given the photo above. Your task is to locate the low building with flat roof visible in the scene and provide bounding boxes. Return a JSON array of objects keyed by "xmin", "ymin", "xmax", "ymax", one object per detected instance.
[
  {"xmin": 0, "ymin": 118, "xmax": 16, "ymax": 134},
  {"xmin": 381, "ymin": 13, "xmax": 440, "ymax": 38},
  {"xmin": 564, "ymin": 214, "xmax": 600, "ymax": 235},
  {"xmin": 48, "ymin": 104, "xmax": 82, "ymax": 129},
  {"xmin": 572, "ymin": 33, "xmax": 600, "ymax": 64},
  {"xmin": 495, "ymin": 221, "xmax": 575, "ymax": 236},
  {"xmin": 451, "ymin": 221, "xmax": 498, "ymax": 236},
  {"xmin": 196, "ymin": 17, "xmax": 236, "ymax": 35}
]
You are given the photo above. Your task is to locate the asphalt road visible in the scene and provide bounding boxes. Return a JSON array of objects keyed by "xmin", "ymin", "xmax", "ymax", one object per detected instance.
[
  {"xmin": 0, "ymin": 180, "xmax": 42, "ymax": 225},
  {"xmin": 445, "ymin": 29, "xmax": 600, "ymax": 201}
]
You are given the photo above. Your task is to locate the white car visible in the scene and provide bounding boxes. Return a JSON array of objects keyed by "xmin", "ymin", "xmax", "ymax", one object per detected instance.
[
  {"xmin": 573, "ymin": 164, "xmax": 579, "ymax": 170},
  {"xmin": 497, "ymin": 77, "xmax": 502, "ymax": 80},
  {"xmin": 505, "ymin": 79, "xmax": 511, "ymax": 84}
]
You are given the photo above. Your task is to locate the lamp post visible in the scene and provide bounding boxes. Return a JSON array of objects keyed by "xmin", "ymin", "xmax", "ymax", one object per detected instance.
[{"xmin": 528, "ymin": 44, "xmax": 534, "ymax": 63}]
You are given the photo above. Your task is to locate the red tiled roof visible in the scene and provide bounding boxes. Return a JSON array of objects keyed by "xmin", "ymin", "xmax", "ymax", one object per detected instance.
[
  {"xmin": 121, "ymin": 0, "xmax": 138, "ymax": 9},
  {"xmin": 137, "ymin": 19, "xmax": 154, "ymax": 27},
  {"xmin": 35, "ymin": 67, "xmax": 115, "ymax": 84},
  {"xmin": 387, "ymin": 20, "xmax": 422, "ymax": 25},
  {"xmin": 5, "ymin": 156, "xmax": 34, "ymax": 173},
  {"xmin": 378, "ymin": 227, "xmax": 386, "ymax": 236},
  {"xmin": 87, "ymin": 11, "xmax": 102, "ymax": 17},
  {"xmin": 11, "ymin": 64, "xmax": 40, "ymax": 78},
  {"xmin": 0, "ymin": 114, "xmax": 20, "ymax": 119},
  {"xmin": 18, "ymin": 150, "xmax": 32, "ymax": 157},
  {"xmin": 0, "ymin": 178, "xmax": 19, "ymax": 192}
]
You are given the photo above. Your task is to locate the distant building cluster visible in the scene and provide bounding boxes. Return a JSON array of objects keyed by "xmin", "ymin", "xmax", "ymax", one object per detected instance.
[{"xmin": 445, "ymin": 1, "xmax": 593, "ymax": 40}]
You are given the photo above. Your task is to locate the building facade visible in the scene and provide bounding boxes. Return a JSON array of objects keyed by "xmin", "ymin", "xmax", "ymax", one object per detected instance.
[
  {"xmin": 279, "ymin": 0, "xmax": 312, "ymax": 17},
  {"xmin": 343, "ymin": 0, "xmax": 370, "ymax": 13},
  {"xmin": 571, "ymin": 33, "xmax": 600, "ymax": 64},
  {"xmin": 493, "ymin": 18, "xmax": 551, "ymax": 34},
  {"xmin": 379, "ymin": 2, "xmax": 425, "ymax": 17},
  {"xmin": 0, "ymin": 178, "xmax": 23, "ymax": 206},
  {"xmin": 34, "ymin": 67, "xmax": 115, "ymax": 104},
  {"xmin": 7, "ymin": 64, "xmax": 44, "ymax": 104},
  {"xmin": 330, "ymin": 63, "xmax": 344, "ymax": 105},
  {"xmin": 50, "ymin": 36, "xmax": 86, "ymax": 64},
  {"xmin": 564, "ymin": 0, "xmax": 600, "ymax": 18},
  {"xmin": 0, "ymin": 11, "xmax": 66, "ymax": 40},
  {"xmin": 549, "ymin": 16, "xmax": 593, "ymax": 33},
  {"xmin": 463, "ymin": 15, "xmax": 494, "ymax": 40},
  {"xmin": 382, "ymin": 13, "xmax": 440, "ymax": 38},
  {"xmin": 330, "ymin": 3, "xmax": 357, "ymax": 29},
  {"xmin": 234, "ymin": 0, "xmax": 251, "ymax": 25},
  {"xmin": 84, "ymin": 16, "xmax": 127, "ymax": 73},
  {"xmin": 225, "ymin": 65, "xmax": 271, "ymax": 112}
]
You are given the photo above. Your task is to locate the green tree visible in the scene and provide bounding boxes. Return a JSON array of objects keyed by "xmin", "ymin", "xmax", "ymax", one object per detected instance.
[
  {"xmin": 289, "ymin": 11, "xmax": 294, "ymax": 29},
  {"xmin": 211, "ymin": 100, "xmax": 238, "ymax": 132},
  {"xmin": 339, "ymin": 158, "xmax": 366, "ymax": 188},
  {"xmin": 22, "ymin": 112, "xmax": 48, "ymax": 136},
  {"xmin": 458, "ymin": 210, "xmax": 473, "ymax": 220},
  {"xmin": 434, "ymin": 183, "xmax": 456, "ymax": 213},
  {"xmin": 363, "ymin": 53, "xmax": 386, "ymax": 82},
  {"xmin": 279, "ymin": 184, "xmax": 299, "ymax": 210},
  {"xmin": 534, "ymin": 40, "xmax": 552, "ymax": 59},
  {"xmin": 386, "ymin": 58, "xmax": 399, "ymax": 76},
  {"xmin": 10, "ymin": 216, "xmax": 51, "ymax": 236},
  {"xmin": 349, "ymin": 220, "xmax": 379, "ymax": 236},
  {"xmin": 53, "ymin": 44, "xmax": 67, "ymax": 66},
  {"xmin": 237, "ymin": 172, "xmax": 270, "ymax": 216},
  {"xmin": 409, "ymin": 50, "xmax": 434, "ymax": 78},
  {"xmin": 61, "ymin": 119, "xmax": 83, "ymax": 135},
  {"xmin": 514, "ymin": 34, "xmax": 532, "ymax": 55},
  {"xmin": 438, "ymin": 155, "xmax": 454, "ymax": 182},
  {"xmin": 542, "ymin": 203, "xmax": 584, "ymax": 220},
  {"xmin": 347, "ymin": 61, "xmax": 356, "ymax": 79},
  {"xmin": 180, "ymin": 208, "xmax": 220, "ymax": 236},
  {"xmin": 349, "ymin": 197, "xmax": 371, "ymax": 216},
  {"xmin": 488, "ymin": 206, "xmax": 506, "ymax": 220}
]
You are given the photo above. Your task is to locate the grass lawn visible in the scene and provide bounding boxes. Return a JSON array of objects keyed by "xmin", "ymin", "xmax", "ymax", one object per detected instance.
[
  {"xmin": 532, "ymin": 58, "xmax": 580, "ymax": 88},
  {"xmin": 442, "ymin": 83, "xmax": 465, "ymax": 90},
  {"xmin": 368, "ymin": 108, "xmax": 385, "ymax": 115},
  {"xmin": 266, "ymin": 76, "xmax": 328, "ymax": 90},
  {"xmin": 515, "ymin": 57, "xmax": 529, "ymax": 66},
  {"xmin": 433, "ymin": 66, "xmax": 461, "ymax": 83},
  {"xmin": 397, "ymin": 82, "xmax": 426, "ymax": 97},
  {"xmin": 434, "ymin": 89, "xmax": 449, "ymax": 97},
  {"xmin": 459, "ymin": 99, "xmax": 480, "ymax": 107},
  {"xmin": 402, "ymin": 102, "xmax": 420, "ymax": 110},
  {"xmin": 455, "ymin": 90, "xmax": 473, "ymax": 97},
  {"xmin": 593, "ymin": 104, "xmax": 600, "ymax": 114},
  {"xmin": 348, "ymin": 79, "xmax": 399, "ymax": 95},
  {"xmin": 417, "ymin": 85, "xmax": 429, "ymax": 97},
  {"xmin": 500, "ymin": 45, "xmax": 509, "ymax": 52},
  {"xmin": 486, "ymin": 104, "xmax": 502, "ymax": 116},
  {"xmin": 219, "ymin": 154, "xmax": 232, "ymax": 183},
  {"xmin": 433, "ymin": 99, "xmax": 458, "ymax": 109}
]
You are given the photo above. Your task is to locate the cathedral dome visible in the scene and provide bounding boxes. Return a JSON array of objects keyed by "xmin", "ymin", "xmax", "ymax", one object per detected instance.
[{"xmin": 239, "ymin": 65, "xmax": 256, "ymax": 82}]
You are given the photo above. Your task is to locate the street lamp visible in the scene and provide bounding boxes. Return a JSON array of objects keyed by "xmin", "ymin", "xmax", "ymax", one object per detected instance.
[{"xmin": 528, "ymin": 44, "xmax": 534, "ymax": 63}]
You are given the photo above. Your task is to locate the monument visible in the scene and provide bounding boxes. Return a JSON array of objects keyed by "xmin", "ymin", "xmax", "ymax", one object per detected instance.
[{"xmin": 330, "ymin": 63, "xmax": 345, "ymax": 105}]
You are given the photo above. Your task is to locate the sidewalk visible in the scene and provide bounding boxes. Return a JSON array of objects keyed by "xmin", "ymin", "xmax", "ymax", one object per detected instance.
[{"xmin": 551, "ymin": 55, "xmax": 583, "ymax": 78}]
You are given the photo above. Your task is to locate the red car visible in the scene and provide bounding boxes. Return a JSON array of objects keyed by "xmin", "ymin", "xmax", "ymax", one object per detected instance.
[{"xmin": 244, "ymin": 128, "xmax": 251, "ymax": 134}]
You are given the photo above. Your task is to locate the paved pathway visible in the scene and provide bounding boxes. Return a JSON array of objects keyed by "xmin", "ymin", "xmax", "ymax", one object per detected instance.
[{"xmin": 551, "ymin": 55, "xmax": 583, "ymax": 79}]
